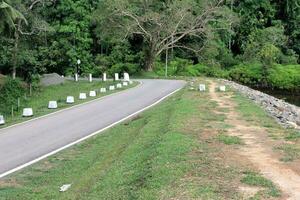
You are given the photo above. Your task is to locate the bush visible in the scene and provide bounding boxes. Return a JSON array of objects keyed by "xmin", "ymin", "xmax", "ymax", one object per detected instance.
[
  {"xmin": 229, "ymin": 63, "xmax": 264, "ymax": 86},
  {"xmin": 0, "ymin": 78, "xmax": 26, "ymax": 115},
  {"xmin": 267, "ymin": 65, "xmax": 300, "ymax": 91}
]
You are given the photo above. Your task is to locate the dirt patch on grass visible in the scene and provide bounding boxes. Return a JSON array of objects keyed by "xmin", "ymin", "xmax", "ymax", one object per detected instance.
[{"xmin": 209, "ymin": 80, "xmax": 300, "ymax": 199}]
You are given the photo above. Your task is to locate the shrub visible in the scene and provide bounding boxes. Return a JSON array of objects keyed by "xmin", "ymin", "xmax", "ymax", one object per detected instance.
[
  {"xmin": 229, "ymin": 63, "xmax": 264, "ymax": 86},
  {"xmin": 0, "ymin": 78, "xmax": 26, "ymax": 115},
  {"xmin": 267, "ymin": 65, "xmax": 300, "ymax": 91}
]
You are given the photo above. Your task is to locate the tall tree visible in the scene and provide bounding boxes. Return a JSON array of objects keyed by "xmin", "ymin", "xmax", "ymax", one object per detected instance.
[{"xmin": 94, "ymin": 0, "xmax": 233, "ymax": 71}]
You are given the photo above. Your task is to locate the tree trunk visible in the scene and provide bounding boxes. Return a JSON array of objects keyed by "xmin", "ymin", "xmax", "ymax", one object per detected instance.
[
  {"xmin": 144, "ymin": 43, "xmax": 156, "ymax": 71},
  {"xmin": 12, "ymin": 23, "xmax": 20, "ymax": 80}
]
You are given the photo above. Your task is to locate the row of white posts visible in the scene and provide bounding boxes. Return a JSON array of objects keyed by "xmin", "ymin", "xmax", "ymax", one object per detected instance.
[
  {"xmin": 193, "ymin": 83, "xmax": 226, "ymax": 92},
  {"xmin": 0, "ymin": 73, "xmax": 132, "ymax": 126},
  {"xmin": 75, "ymin": 73, "xmax": 130, "ymax": 83}
]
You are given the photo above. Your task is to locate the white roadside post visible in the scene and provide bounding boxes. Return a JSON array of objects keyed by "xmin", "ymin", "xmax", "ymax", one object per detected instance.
[
  {"xmin": 109, "ymin": 85, "xmax": 115, "ymax": 91},
  {"xmin": 100, "ymin": 88, "xmax": 107, "ymax": 93},
  {"xmin": 124, "ymin": 73, "xmax": 130, "ymax": 81},
  {"xmin": 23, "ymin": 108, "xmax": 33, "ymax": 117},
  {"xmin": 0, "ymin": 115, "xmax": 5, "ymax": 125},
  {"xmin": 103, "ymin": 73, "xmax": 107, "ymax": 81},
  {"xmin": 89, "ymin": 91, "xmax": 96, "ymax": 97},
  {"xmin": 123, "ymin": 82, "xmax": 128, "ymax": 86},
  {"xmin": 115, "ymin": 73, "xmax": 119, "ymax": 81},
  {"xmin": 219, "ymin": 86, "xmax": 226, "ymax": 92},
  {"xmin": 199, "ymin": 84, "xmax": 206, "ymax": 92},
  {"xmin": 48, "ymin": 101, "xmax": 58, "ymax": 109},
  {"xmin": 74, "ymin": 73, "xmax": 78, "ymax": 82},
  {"xmin": 79, "ymin": 93, "xmax": 87, "ymax": 100},
  {"xmin": 116, "ymin": 83, "xmax": 122, "ymax": 89},
  {"xmin": 129, "ymin": 81, "xmax": 133, "ymax": 85},
  {"xmin": 88, "ymin": 74, "xmax": 93, "ymax": 83},
  {"xmin": 66, "ymin": 96, "xmax": 75, "ymax": 104}
]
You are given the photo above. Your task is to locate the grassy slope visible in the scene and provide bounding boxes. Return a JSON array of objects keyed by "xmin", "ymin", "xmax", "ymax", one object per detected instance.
[
  {"xmin": 0, "ymin": 78, "xmax": 281, "ymax": 199},
  {"xmin": 1, "ymin": 80, "xmax": 137, "ymax": 128}
]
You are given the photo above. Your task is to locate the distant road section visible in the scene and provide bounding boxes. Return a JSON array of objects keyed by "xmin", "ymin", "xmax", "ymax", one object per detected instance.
[{"xmin": 0, "ymin": 79, "xmax": 185, "ymax": 177}]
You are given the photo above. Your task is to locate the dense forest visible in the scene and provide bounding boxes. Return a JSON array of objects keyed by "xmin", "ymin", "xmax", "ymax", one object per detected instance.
[{"xmin": 0, "ymin": 0, "xmax": 300, "ymax": 91}]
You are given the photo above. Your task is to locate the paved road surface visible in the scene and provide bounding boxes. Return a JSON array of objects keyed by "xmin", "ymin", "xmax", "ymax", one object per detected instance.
[{"xmin": 0, "ymin": 79, "xmax": 185, "ymax": 177}]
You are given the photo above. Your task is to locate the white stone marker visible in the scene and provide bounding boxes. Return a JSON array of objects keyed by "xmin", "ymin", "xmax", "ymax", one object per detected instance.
[
  {"xmin": 0, "ymin": 115, "xmax": 5, "ymax": 125},
  {"xmin": 109, "ymin": 85, "xmax": 115, "ymax": 91},
  {"xmin": 199, "ymin": 84, "xmax": 206, "ymax": 92},
  {"xmin": 23, "ymin": 108, "xmax": 33, "ymax": 117},
  {"xmin": 88, "ymin": 74, "xmax": 93, "ymax": 82},
  {"xmin": 123, "ymin": 82, "xmax": 128, "ymax": 86},
  {"xmin": 89, "ymin": 91, "xmax": 96, "ymax": 97},
  {"xmin": 100, "ymin": 88, "xmax": 107, "ymax": 93},
  {"xmin": 115, "ymin": 73, "xmax": 119, "ymax": 81},
  {"xmin": 103, "ymin": 73, "xmax": 107, "ymax": 81},
  {"xmin": 66, "ymin": 96, "xmax": 75, "ymax": 104},
  {"xmin": 79, "ymin": 93, "xmax": 87, "ymax": 100},
  {"xmin": 219, "ymin": 86, "xmax": 226, "ymax": 92},
  {"xmin": 48, "ymin": 101, "xmax": 58, "ymax": 109},
  {"xmin": 124, "ymin": 73, "xmax": 130, "ymax": 81},
  {"xmin": 60, "ymin": 184, "xmax": 72, "ymax": 192},
  {"xmin": 75, "ymin": 73, "xmax": 78, "ymax": 82},
  {"xmin": 116, "ymin": 83, "xmax": 122, "ymax": 89},
  {"xmin": 129, "ymin": 81, "xmax": 133, "ymax": 85}
]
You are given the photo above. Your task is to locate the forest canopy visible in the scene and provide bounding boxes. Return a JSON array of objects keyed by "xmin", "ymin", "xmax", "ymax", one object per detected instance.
[{"xmin": 0, "ymin": 0, "xmax": 300, "ymax": 90}]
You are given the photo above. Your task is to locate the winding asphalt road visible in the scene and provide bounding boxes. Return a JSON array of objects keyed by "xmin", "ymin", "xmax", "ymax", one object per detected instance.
[{"xmin": 0, "ymin": 79, "xmax": 185, "ymax": 178}]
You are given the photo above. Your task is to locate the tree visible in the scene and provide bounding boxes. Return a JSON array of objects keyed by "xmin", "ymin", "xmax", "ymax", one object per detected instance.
[
  {"xmin": 0, "ymin": 1, "xmax": 27, "ymax": 32},
  {"xmin": 94, "ymin": 0, "xmax": 232, "ymax": 71}
]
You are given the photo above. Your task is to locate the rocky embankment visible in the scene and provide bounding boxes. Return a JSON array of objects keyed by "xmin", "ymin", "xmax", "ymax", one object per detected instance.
[{"xmin": 223, "ymin": 80, "xmax": 300, "ymax": 130}]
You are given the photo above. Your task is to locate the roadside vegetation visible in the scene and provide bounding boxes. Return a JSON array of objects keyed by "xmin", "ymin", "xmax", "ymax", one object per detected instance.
[
  {"xmin": 0, "ymin": 75, "xmax": 137, "ymax": 128},
  {"xmin": 1, "ymin": 1, "xmax": 300, "ymax": 94},
  {"xmin": 0, "ymin": 78, "xmax": 281, "ymax": 200}
]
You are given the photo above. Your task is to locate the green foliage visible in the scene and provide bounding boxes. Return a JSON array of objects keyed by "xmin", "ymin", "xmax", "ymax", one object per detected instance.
[
  {"xmin": 0, "ymin": 77, "xmax": 26, "ymax": 115},
  {"xmin": 229, "ymin": 63, "xmax": 264, "ymax": 85},
  {"xmin": 267, "ymin": 65, "xmax": 300, "ymax": 91}
]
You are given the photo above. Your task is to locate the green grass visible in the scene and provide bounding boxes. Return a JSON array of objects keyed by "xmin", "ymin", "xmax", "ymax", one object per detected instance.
[
  {"xmin": 241, "ymin": 171, "xmax": 281, "ymax": 198},
  {"xmin": 275, "ymin": 144, "xmax": 300, "ymax": 162},
  {"xmin": 0, "ymin": 80, "xmax": 137, "ymax": 128},
  {"xmin": 217, "ymin": 133, "xmax": 243, "ymax": 145}
]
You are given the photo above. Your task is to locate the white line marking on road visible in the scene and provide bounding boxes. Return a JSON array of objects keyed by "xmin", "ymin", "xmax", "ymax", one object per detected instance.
[{"xmin": 0, "ymin": 86, "xmax": 183, "ymax": 179}]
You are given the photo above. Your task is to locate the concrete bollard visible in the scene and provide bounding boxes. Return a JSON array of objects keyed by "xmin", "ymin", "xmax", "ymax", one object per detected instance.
[
  {"xmin": 23, "ymin": 108, "xmax": 33, "ymax": 117},
  {"xmin": 219, "ymin": 86, "xmax": 226, "ymax": 92},
  {"xmin": 116, "ymin": 83, "xmax": 122, "ymax": 89},
  {"xmin": 199, "ymin": 84, "xmax": 206, "ymax": 92},
  {"xmin": 0, "ymin": 115, "xmax": 5, "ymax": 125},
  {"xmin": 115, "ymin": 73, "xmax": 119, "ymax": 81},
  {"xmin": 123, "ymin": 82, "xmax": 128, "ymax": 86},
  {"xmin": 100, "ymin": 88, "xmax": 107, "ymax": 93},
  {"xmin": 88, "ymin": 74, "xmax": 93, "ymax": 82},
  {"xmin": 66, "ymin": 96, "xmax": 75, "ymax": 104},
  {"xmin": 89, "ymin": 91, "xmax": 96, "ymax": 97},
  {"xmin": 124, "ymin": 73, "xmax": 130, "ymax": 81},
  {"xmin": 79, "ymin": 93, "xmax": 87, "ymax": 100},
  {"xmin": 74, "ymin": 73, "xmax": 78, "ymax": 82},
  {"xmin": 109, "ymin": 86, "xmax": 115, "ymax": 91},
  {"xmin": 48, "ymin": 101, "xmax": 58, "ymax": 109},
  {"xmin": 103, "ymin": 73, "xmax": 107, "ymax": 81}
]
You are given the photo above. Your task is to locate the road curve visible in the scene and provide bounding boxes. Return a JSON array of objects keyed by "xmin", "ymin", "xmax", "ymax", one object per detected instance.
[{"xmin": 0, "ymin": 79, "xmax": 185, "ymax": 177}]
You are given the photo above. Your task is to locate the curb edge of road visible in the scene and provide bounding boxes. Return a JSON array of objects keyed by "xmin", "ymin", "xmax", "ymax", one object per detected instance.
[
  {"xmin": 0, "ymin": 84, "xmax": 184, "ymax": 179},
  {"xmin": 0, "ymin": 81, "xmax": 143, "ymax": 132}
]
